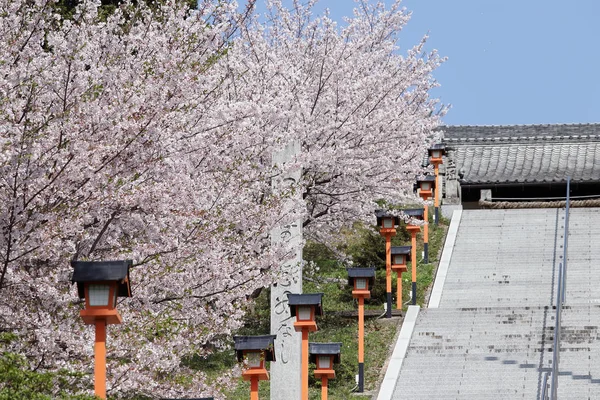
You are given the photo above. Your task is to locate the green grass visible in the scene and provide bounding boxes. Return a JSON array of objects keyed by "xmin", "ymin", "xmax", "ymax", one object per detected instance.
[{"xmin": 201, "ymin": 211, "xmax": 449, "ymax": 399}]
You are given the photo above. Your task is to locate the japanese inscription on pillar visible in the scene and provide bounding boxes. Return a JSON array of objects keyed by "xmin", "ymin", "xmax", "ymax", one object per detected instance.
[{"xmin": 270, "ymin": 141, "xmax": 302, "ymax": 400}]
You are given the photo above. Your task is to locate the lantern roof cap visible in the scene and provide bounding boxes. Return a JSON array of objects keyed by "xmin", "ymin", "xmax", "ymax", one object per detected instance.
[
  {"xmin": 287, "ymin": 293, "xmax": 323, "ymax": 317},
  {"xmin": 374, "ymin": 209, "xmax": 401, "ymax": 227},
  {"xmin": 346, "ymin": 267, "xmax": 375, "ymax": 287},
  {"xmin": 391, "ymin": 246, "xmax": 411, "ymax": 262},
  {"xmin": 233, "ymin": 335, "xmax": 277, "ymax": 362},
  {"xmin": 391, "ymin": 246, "xmax": 411, "ymax": 255},
  {"xmin": 428, "ymin": 143, "xmax": 446, "ymax": 151},
  {"xmin": 309, "ymin": 342, "xmax": 342, "ymax": 364},
  {"xmin": 416, "ymin": 175, "xmax": 436, "ymax": 183},
  {"xmin": 402, "ymin": 208, "xmax": 424, "ymax": 219},
  {"xmin": 71, "ymin": 260, "xmax": 132, "ymax": 299}
]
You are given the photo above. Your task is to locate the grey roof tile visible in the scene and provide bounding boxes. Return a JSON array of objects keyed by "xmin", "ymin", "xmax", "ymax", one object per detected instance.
[
  {"xmin": 440, "ymin": 123, "xmax": 600, "ymax": 141},
  {"xmin": 451, "ymin": 143, "xmax": 600, "ymax": 184},
  {"xmin": 439, "ymin": 124, "xmax": 600, "ymax": 184}
]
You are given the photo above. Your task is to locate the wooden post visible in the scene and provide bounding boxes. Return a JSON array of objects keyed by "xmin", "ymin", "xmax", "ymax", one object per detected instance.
[
  {"xmin": 434, "ymin": 165, "xmax": 440, "ymax": 225},
  {"xmin": 396, "ymin": 272, "xmax": 403, "ymax": 309},
  {"xmin": 411, "ymin": 230, "xmax": 418, "ymax": 305},
  {"xmin": 358, "ymin": 296, "xmax": 365, "ymax": 392},
  {"xmin": 321, "ymin": 376, "xmax": 329, "ymax": 400},
  {"xmin": 385, "ymin": 234, "xmax": 392, "ymax": 318},
  {"xmin": 94, "ymin": 319, "xmax": 107, "ymax": 399},
  {"xmin": 250, "ymin": 376, "xmax": 259, "ymax": 400},
  {"xmin": 301, "ymin": 329, "xmax": 309, "ymax": 400},
  {"xmin": 423, "ymin": 204, "xmax": 429, "ymax": 263}
]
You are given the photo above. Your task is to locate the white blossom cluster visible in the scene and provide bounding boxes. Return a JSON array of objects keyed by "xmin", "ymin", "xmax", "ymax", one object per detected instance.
[{"xmin": 0, "ymin": 0, "xmax": 443, "ymax": 397}]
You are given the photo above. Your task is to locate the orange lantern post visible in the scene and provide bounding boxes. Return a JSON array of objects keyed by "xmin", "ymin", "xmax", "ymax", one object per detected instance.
[
  {"xmin": 403, "ymin": 209, "xmax": 424, "ymax": 305},
  {"xmin": 428, "ymin": 144, "xmax": 446, "ymax": 225},
  {"xmin": 375, "ymin": 210, "xmax": 400, "ymax": 318},
  {"xmin": 347, "ymin": 267, "xmax": 375, "ymax": 393},
  {"xmin": 287, "ymin": 293, "xmax": 323, "ymax": 400},
  {"xmin": 71, "ymin": 260, "xmax": 132, "ymax": 399},
  {"xmin": 234, "ymin": 335, "xmax": 277, "ymax": 400},
  {"xmin": 415, "ymin": 175, "xmax": 435, "ymax": 263},
  {"xmin": 309, "ymin": 343, "xmax": 341, "ymax": 400},
  {"xmin": 391, "ymin": 246, "xmax": 411, "ymax": 309}
]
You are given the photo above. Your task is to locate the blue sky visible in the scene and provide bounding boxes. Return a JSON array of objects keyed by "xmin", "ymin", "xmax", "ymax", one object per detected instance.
[{"xmin": 254, "ymin": 0, "xmax": 600, "ymax": 126}]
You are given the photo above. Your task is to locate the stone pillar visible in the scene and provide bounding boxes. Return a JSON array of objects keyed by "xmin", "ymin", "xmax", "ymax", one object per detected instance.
[{"xmin": 270, "ymin": 141, "xmax": 302, "ymax": 400}]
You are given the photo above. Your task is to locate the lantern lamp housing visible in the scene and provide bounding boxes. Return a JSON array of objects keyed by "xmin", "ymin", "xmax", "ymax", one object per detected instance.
[
  {"xmin": 374, "ymin": 210, "xmax": 400, "ymax": 231},
  {"xmin": 233, "ymin": 335, "xmax": 276, "ymax": 363},
  {"xmin": 391, "ymin": 246, "xmax": 411, "ymax": 273},
  {"xmin": 287, "ymin": 293, "xmax": 323, "ymax": 332},
  {"xmin": 233, "ymin": 335, "xmax": 276, "ymax": 382},
  {"xmin": 309, "ymin": 342, "xmax": 341, "ymax": 379},
  {"xmin": 428, "ymin": 144, "xmax": 446, "ymax": 163},
  {"xmin": 416, "ymin": 175, "xmax": 436, "ymax": 198},
  {"xmin": 71, "ymin": 260, "xmax": 132, "ymax": 325},
  {"xmin": 347, "ymin": 268, "xmax": 375, "ymax": 298}
]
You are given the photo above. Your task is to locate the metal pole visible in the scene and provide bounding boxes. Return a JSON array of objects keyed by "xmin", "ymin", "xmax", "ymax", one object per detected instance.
[
  {"xmin": 562, "ymin": 176, "xmax": 570, "ymax": 304},
  {"xmin": 541, "ymin": 371, "xmax": 550, "ymax": 400},
  {"xmin": 550, "ymin": 262, "xmax": 563, "ymax": 399}
]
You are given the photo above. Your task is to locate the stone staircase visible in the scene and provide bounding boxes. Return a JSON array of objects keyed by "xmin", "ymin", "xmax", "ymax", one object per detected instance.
[{"xmin": 390, "ymin": 208, "xmax": 600, "ymax": 399}]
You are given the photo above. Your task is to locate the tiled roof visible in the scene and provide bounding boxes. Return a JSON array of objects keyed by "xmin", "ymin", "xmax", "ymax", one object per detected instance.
[
  {"xmin": 439, "ymin": 123, "xmax": 600, "ymax": 184},
  {"xmin": 442, "ymin": 123, "xmax": 600, "ymax": 141}
]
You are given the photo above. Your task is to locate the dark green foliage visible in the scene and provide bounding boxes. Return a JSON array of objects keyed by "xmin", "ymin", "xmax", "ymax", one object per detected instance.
[{"xmin": 0, "ymin": 351, "xmax": 96, "ymax": 399}]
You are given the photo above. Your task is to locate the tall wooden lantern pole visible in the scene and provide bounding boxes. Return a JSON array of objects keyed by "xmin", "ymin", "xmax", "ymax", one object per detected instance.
[
  {"xmin": 428, "ymin": 144, "xmax": 446, "ymax": 225},
  {"xmin": 347, "ymin": 267, "xmax": 375, "ymax": 392},
  {"xmin": 391, "ymin": 246, "xmax": 411, "ymax": 309},
  {"xmin": 375, "ymin": 210, "xmax": 399, "ymax": 318},
  {"xmin": 403, "ymin": 209, "xmax": 424, "ymax": 305},
  {"xmin": 415, "ymin": 175, "xmax": 435, "ymax": 263},
  {"xmin": 287, "ymin": 293, "xmax": 323, "ymax": 400},
  {"xmin": 71, "ymin": 260, "xmax": 132, "ymax": 399}
]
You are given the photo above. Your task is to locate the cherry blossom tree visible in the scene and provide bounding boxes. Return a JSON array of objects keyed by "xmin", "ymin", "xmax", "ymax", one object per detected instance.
[
  {"xmin": 0, "ymin": 0, "xmax": 443, "ymax": 398},
  {"xmin": 235, "ymin": 0, "xmax": 445, "ymax": 242},
  {"xmin": 0, "ymin": 0, "xmax": 297, "ymax": 397}
]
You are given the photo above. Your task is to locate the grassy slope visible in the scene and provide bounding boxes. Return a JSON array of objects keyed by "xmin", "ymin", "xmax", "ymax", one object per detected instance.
[{"xmin": 200, "ymin": 213, "xmax": 449, "ymax": 399}]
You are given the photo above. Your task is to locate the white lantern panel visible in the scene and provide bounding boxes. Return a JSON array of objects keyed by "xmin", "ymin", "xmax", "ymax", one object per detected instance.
[
  {"xmin": 246, "ymin": 352, "xmax": 262, "ymax": 368},
  {"xmin": 298, "ymin": 306, "xmax": 312, "ymax": 321},
  {"xmin": 318, "ymin": 355, "xmax": 332, "ymax": 369},
  {"xmin": 422, "ymin": 182, "xmax": 431, "ymax": 190},
  {"xmin": 383, "ymin": 217, "xmax": 393, "ymax": 228},
  {"xmin": 431, "ymin": 150, "xmax": 441, "ymax": 158},
  {"xmin": 89, "ymin": 284, "xmax": 110, "ymax": 306},
  {"xmin": 393, "ymin": 255, "xmax": 405, "ymax": 265},
  {"xmin": 355, "ymin": 278, "xmax": 367, "ymax": 290}
]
